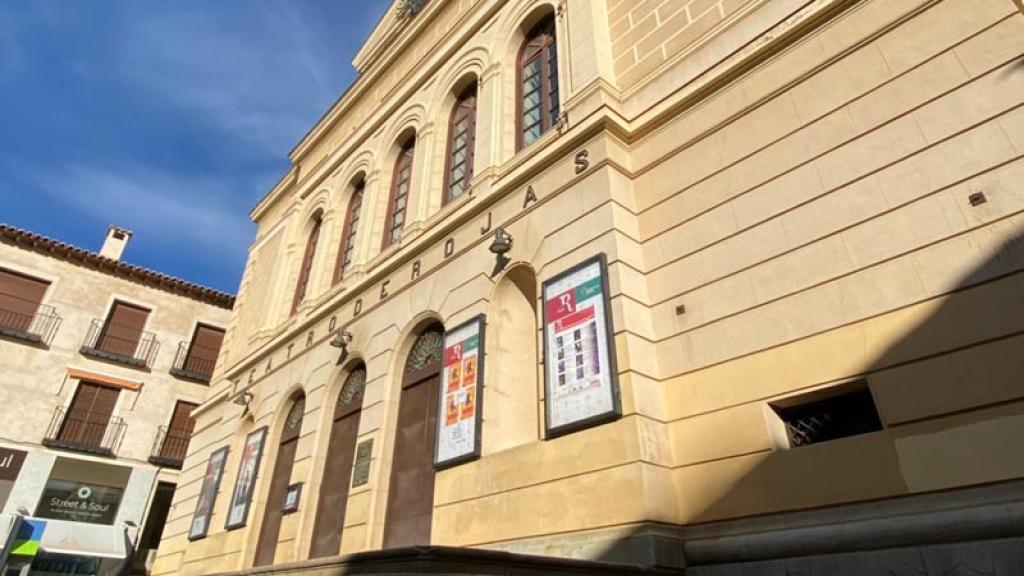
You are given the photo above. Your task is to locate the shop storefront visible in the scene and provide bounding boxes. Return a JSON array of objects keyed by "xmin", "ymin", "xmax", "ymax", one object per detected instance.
[{"xmin": 1, "ymin": 456, "xmax": 144, "ymax": 576}]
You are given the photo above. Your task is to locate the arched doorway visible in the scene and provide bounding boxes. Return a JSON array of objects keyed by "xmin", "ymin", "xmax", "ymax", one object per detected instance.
[
  {"xmin": 309, "ymin": 365, "xmax": 367, "ymax": 558},
  {"xmin": 486, "ymin": 266, "xmax": 539, "ymax": 454},
  {"xmin": 383, "ymin": 324, "xmax": 444, "ymax": 548},
  {"xmin": 254, "ymin": 395, "xmax": 305, "ymax": 566}
]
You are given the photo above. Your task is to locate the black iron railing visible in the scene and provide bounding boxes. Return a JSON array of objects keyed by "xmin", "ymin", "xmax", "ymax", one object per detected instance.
[
  {"xmin": 80, "ymin": 318, "xmax": 159, "ymax": 369},
  {"xmin": 0, "ymin": 302, "xmax": 61, "ymax": 345},
  {"xmin": 148, "ymin": 425, "xmax": 190, "ymax": 469},
  {"xmin": 170, "ymin": 341, "xmax": 217, "ymax": 384},
  {"xmin": 42, "ymin": 406, "xmax": 125, "ymax": 456}
]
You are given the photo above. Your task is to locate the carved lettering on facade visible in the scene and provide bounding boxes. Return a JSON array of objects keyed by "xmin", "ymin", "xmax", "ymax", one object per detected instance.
[
  {"xmin": 480, "ymin": 211, "xmax": 492, "ymax": 234},
  {"xmin": 380, "ymin": 280, "xmax": 390, "ymax": 299},
  {"xmin": 523, "ymin": 186, "xmax": 538, "ymax": 208},
  {"xmin": 575, "ymin": 149, "xmax": 590, "ymax": 174},
  {"xmin": 411, "ymin": 260, "xmax": 421, "ymax": 280},
  {"xmin": 444, "ymin": 238, "xmax": 455, "ymax": 258}
]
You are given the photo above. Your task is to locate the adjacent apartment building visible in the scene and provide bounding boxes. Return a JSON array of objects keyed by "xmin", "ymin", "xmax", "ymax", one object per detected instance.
[
  {"xmin": 0, "ymin": 225, "xmax": 233, "ymax": 575},
  {"xmin": 155, "ymin": 0, "xmax": 1024, "ymax": 574}
]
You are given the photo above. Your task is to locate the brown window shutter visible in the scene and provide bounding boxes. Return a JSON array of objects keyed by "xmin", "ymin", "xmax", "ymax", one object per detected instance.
[
  {"xmin": 99, "ymin": 301, "xmax": 150, "ymax": 357},
  {"xmin": 0, "ymin": 268, "xmax": 49, "ymax": 332},
  {"xmin": 60, "ymin": 382, "xmax": 120, "ymax": 447},
  {"xmin": 161, "ymin": 401, "xmax": 198, "ymax": 461},
  {"xmin": 185, "ymin": 325, "xmax": 224, "ymax": 375}
]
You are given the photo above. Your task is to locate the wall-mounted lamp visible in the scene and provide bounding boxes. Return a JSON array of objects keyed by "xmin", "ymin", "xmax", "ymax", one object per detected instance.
[
  {"xmin": 233, "ymin": 390, "xmax": 254, "ymax": 407},
  {"xmin": 489, "ymin": 227, "xmax": 513, "ymax": 277},
  {"xmin": 331, "ymin": 329, "xmax": 354, "ymax": 365}
]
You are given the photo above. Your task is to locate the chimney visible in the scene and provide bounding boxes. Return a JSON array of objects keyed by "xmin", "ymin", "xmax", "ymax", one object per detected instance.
[{"xmin": 100, "ymin": 226, "xmax": 133, "ymax": 261}]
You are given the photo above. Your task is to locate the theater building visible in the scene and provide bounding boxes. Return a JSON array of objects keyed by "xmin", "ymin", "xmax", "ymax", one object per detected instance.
[
  {"xmin": 0, "ymin": 225, "xmax": 233, "ymax": 575},
  {"xmin": 154, "ymin": 0, "xmax": 1024, "ymax": 574}
]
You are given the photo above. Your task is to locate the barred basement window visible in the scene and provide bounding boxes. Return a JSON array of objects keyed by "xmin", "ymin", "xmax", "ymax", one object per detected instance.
[{"xmin": 771, "ymin": 384, "xmax": 883, "ymax": 448}]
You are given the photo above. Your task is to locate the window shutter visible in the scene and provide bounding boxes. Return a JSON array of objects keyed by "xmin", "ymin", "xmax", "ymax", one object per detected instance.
[
  {"xmin": 0, "ymin": 269, "xmax": 49, "ymax": 332},
  {"xmin": 186, "ymin": 325, "xmax": 224, "ymax": 374},
  {"xmin": 99, "ymin": 302, "xmax": 150, "ymax": 357}
]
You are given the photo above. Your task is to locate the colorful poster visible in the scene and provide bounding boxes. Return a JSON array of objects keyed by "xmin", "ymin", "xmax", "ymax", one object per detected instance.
[
  {"xmin": 434, "ymin": 315, "xmax": 485, "ymax": 468},
  {"xmin": 188, "ymin": 446, "xmax": 228, "ymax": 540},
  {"xmin": 225, "ymin": 426, "xmax": 268, "ymax": 529},
  {"xmin": 542, "ymin": 254, "xmax": 621, "ymax": 436}
]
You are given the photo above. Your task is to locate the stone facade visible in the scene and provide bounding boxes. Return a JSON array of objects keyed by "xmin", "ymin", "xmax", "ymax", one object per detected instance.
[
  {"xmin": 0, "ymin": 225, "xmax": 233, "ymax": 574},
  {"xmin": 155, "ymin": 0, "xmax": 1024, "ymax": 575}
]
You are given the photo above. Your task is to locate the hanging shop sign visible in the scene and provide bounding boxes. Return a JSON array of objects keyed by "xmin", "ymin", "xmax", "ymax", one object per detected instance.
[
  {"xmin": 188, "ymin": 446, "xmax": 229, "ymax": 541},
  {"xmin": 541, "ymin": 254, "xmax": 621, "ymax": 437},
  {"xmin": 10, "ymin": 519, "xmax": 46, "ymax": 558},
  {"xmin": 36, "ymin": 480, "xmax": 122, "ymax": 525},
  {"xmin": 434, "ymin": 315, "xmax": 486, "ymax": 468},
  {"xmin": 0, "ymin": 447, "xmax": 26, "ymax": 482},
  {"xmin": 225, "ymin": 426, "xmax": 268, "ymax": 530}
]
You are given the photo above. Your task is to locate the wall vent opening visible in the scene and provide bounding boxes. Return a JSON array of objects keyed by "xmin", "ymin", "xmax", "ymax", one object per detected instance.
[{"xmin": 771, "ymin": 383, "xmax": 883, "ymax": 448}]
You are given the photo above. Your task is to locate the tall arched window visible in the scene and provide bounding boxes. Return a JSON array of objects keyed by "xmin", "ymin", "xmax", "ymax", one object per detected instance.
[
  {"xmin": 310, "ymin": 365, "xmax": 367, "ymax": 558},
  {"xmin": 444, "ymin": 83, "xmax": 477, "ymax": 204},
  {"xmin": 333, "ymin": 182, "xmax": 364, "ymax": 284},
  {"xmin": 383, "ymin": 138, "xmax": 416, "ymax": 248},
  {"xmin": 254, "ymin": 396, "xmax": 305, "ymax": 567},
  {"xmin": 518, "ymin": 14, "xmax": 559, "ymax": 149},
  {"xmin": 291, "ymin": 214, "xmax": 322, "ymax": 314},
  {"xmin": 383, "ymin": 325, "xmax": 444, "ymax": 548}
]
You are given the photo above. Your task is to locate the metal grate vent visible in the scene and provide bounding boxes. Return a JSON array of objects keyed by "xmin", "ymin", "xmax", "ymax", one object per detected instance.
[{"xmin": 774, "ymin": 387, "xmax": 882, "ymax": 447}]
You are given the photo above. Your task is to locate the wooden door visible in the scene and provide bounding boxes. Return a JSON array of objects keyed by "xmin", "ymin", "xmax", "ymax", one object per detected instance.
[
  {"xmin": 59, "ymin": 382, "xmax": 119, "ymax": 447},
  {"xmin": 383, "ymin": 328, "xmax": 443, "ymax": 549},
  {"xmin": 310, "ymin": 368, "xmax": 366, "ymax": 558},
  {"xmin": 254, "ymin": 398, "xmax": 304, "ymax": 567},
  {"xmin": 98, "ymin": 301, "xmax": 149, "ymax": 357}
]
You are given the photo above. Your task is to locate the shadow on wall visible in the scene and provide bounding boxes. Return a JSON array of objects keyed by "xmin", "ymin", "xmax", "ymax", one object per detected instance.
[{"xmin": 592, "ymin": 223, "xmax": 1024, "ymax": 573}]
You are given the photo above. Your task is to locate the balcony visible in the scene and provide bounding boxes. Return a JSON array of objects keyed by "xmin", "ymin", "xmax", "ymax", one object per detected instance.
[
  {"xmin": 42, "ymin": 406, "xmax": 126, "ymax": 457},
  {"xmin": 169, "ymin": 341, "xmax": 217, "ymax": 384},
  {"xmin": 80, "ymin": 318, "xmax": 159, "ymax": 369},
  {"xmin": 0, "ymin": 303, "xmax": 61, "ymax": 346},
  {"xmin": 148, "ymin": 425, "xmax": 190, "ymax": 469}
]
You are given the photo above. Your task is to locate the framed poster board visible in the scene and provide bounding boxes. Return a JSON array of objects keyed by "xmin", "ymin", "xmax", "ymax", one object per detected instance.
[
  {"xmin": 188, "ymin": 446, "xmax": 229, "ymax": 541},
  {"xmin": 542, "ymin": 254, "xmax": 621, "ymax": 437},
  {"xmin": 434, "ymin": 314, "xmax": 486, "ymax": 469},
  {"xmin": 224, "ymin": 426, "xmax": 268, "ymax": 530}
]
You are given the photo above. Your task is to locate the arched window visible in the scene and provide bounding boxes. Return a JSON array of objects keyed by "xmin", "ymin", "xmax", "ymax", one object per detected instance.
[
  {"xmin": 254, "ymin": 396, "xmax": 305, "ymax": 567},
  {"xmin": 383, "ymin": 325, "xmax": 444, "ymax": 548},
  {"xmin": 291, "ymin": 214, "xmax": 322, "ymax": 314},
  {"xmin": 383, "ymin": 138, "xmax": 416, "ymax": 248},
  {"xmin": 444, "ymin": 83, "xmax": 478, "ymax": 204},
  {"xmin": 310, "ymin": 365, "xmax": 367, "ymax": 558},
  {"xmin": 518, "ymin": 14, "xmax": 559, "ymax": 149},
  {"xmin": 333, "ymin": 182, "xmax": 364, "ymax": 284}
]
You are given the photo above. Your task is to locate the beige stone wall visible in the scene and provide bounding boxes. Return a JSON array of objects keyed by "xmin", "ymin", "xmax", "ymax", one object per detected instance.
[
  {"xmin": 607, "ymin": 0, "xmax": 752, "ymax": 86},
  {"xmin": 0, "ymin": 241, "xmax": 232, "ymax": 504},
  {"xmin": 156, "ymin": 0, "xmax": 1024, "ymax": 573}
]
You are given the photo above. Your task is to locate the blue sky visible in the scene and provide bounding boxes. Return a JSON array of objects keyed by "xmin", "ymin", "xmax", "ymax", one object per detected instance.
[{"xmin": 0, "ymin": 0, "xmax": 390, "ymax": 294}]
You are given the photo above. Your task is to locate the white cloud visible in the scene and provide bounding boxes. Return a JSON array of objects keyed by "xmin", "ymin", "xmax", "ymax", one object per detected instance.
[
  {"xmin": 114, "ymin": 3, "xmax": 349, "ymax": 156},
  {"xmin": 30, "ymin": 164, "xmax": 255, "ymax": 264}
]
